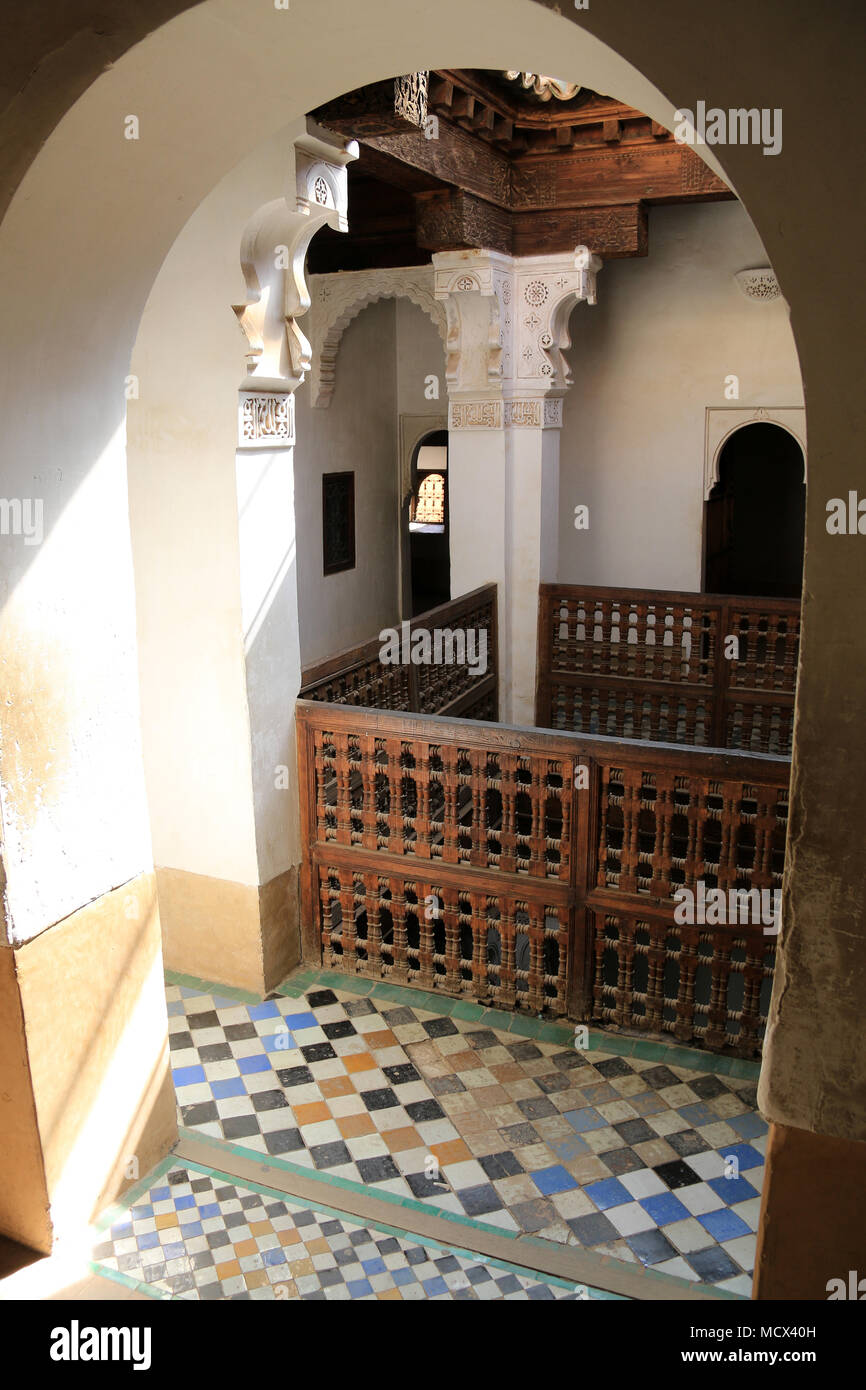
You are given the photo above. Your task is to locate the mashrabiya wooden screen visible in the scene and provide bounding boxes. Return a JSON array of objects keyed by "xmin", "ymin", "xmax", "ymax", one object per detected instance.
[
  {"xmin": 536, "ymin": 584, "xmax": 800, "ymax": 756},
  {"xmin": 299, "ymin": 584, "xmax": 497, "ymax": 722},
  {"xmin": 296, "ymin": 701, "xmax": 788, "ymax": 1057}
]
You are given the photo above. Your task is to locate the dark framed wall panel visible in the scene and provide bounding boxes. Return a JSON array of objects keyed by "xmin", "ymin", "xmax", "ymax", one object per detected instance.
[{"xmin": 322, "ymin": 470, "xmax": 355, "ymax": 575}]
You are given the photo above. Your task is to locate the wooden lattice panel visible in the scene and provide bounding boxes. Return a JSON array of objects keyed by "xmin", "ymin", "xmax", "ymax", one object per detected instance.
[
  {"xmin": 538, "ymin": 584, "xmax": 800, "ymax": 756},
  {"xmin": 300, "ymin": 583, "xmax": 497, "ymax": 721},
  {"xmin": 590, "ymin": 909, "xmax": 776, "ymax": 1057}
]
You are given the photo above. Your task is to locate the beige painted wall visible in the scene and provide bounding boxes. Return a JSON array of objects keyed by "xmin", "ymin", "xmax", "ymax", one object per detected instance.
[
  {"xmin": 295, "ymin": 299, "xmax": 401, "ymax": 667},
  {"xmin": 557, "ymin": 201, "xmax": 804, "ymax": 590}
]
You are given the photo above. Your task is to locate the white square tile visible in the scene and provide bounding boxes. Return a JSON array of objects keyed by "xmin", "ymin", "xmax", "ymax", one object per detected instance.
[{"xmin": 605, "ymin": 1201, "xmax": 656, "ymax": 1237}]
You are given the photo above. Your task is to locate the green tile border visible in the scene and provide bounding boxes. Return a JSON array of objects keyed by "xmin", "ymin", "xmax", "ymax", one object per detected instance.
[
  {"xmin": 177, "ymin": 1129, "xmax": 744, "ymax": 1300},
  {"xmin": 168, "ymin": 961, "xmax": 761, "ymax": 1080}
]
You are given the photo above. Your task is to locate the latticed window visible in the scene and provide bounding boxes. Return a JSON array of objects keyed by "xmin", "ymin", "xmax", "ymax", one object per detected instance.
[{"xmin": 412, "ymin": 472, "xmax": 445, "ymax": 525}]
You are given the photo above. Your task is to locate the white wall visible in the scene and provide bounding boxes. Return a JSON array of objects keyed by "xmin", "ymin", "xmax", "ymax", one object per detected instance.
[
  {"xmin": 557, "ymin": 201, "xmax": 804, "ymax": 591},
  {"xmin": 396, "ymin": 297, "xmax": 446, "ymax": 415},
  {"xmin": 295, "ymin": 298, "xmax": 400, "ymax": 668}
]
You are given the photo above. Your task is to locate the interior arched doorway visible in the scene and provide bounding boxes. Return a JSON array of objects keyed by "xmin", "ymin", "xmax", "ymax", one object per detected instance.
[
  {"xmin": 408, "ymin": 430, "xmax": 450, "ymax": 615},
  {"xmin": 704, "ymin": 422, "xmax": 806, "ymax": 597}
]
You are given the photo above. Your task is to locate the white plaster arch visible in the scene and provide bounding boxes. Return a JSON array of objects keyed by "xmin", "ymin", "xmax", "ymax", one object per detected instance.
[
  {"xmin": 704, "ymin": 406, "xmax": 807, "ymax": 500},
  {"xmin": 309, "ymin": 266, "xmax": 447, "ymax": 407}
]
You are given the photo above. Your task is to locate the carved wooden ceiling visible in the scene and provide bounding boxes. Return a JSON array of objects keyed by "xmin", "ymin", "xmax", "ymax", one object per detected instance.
[{"xmin": 307, "ymin": 70, "xmax": 732, "ymax": 274}]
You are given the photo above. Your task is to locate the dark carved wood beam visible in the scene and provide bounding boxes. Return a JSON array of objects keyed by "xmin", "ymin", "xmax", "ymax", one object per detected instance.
[
  {"xmin": 313, "ymin": 73, "xmax": 428, "ymax": 137},
  {"xmin": 415, "ymin": 190, "xmax": 512, "ymax": 255}
]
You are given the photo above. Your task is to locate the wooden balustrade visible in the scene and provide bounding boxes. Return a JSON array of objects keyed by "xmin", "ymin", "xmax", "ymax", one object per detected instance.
[
  {"xmin": 536, "ymin": 583, "xmax": 800, "ymax": 755},
  {"xmin": 299, "ymin": 584, "xmax": 498, "ymax": 720},
  {"xmin": 297, "ymin": 701, "xmax": 788, "ymax": 1057}
]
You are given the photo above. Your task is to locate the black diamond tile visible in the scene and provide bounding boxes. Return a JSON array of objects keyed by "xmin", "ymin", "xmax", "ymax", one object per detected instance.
[
  {"xmin": 224, "ymin": 1210, "xmax": 247, "ymax": 1229},
  {"xmin": 434, "ymin": 1254, "xmax": 461, "ymax": 1273},
  {"xmin": 686, "ymin": 1246, "xmax": 743, "ymax": 1283},
  {"xmin": 405, "ymin": 1098, "xmax": 445, "ymax": 1123},
  {"xmin": 655, "ymin": 1159, "xmax": 702, "ymax": 1190},
  {"xmin": 187, "ymin": 1010, "xmax": 220, "ymax": 1030},
  {"xmin": 526, "ymin": 1283, "xmax": 556, "ymax": 1300},
  {"xmin": 221, "ymin": 1114, "xmax": 260, "ymax": 1140},
  {"xmin": 168, "ymin": 1168, "xmax": 190, "ymax": 1185},
  {"xmin": 264, "ymin": 1201, "xmax": 288, "ymax": 1217},
  {"xmin": 264, "ymin": 1128, "xmax": 305, "ymax": 1156},
  {"xmin": 688, "ymin": 1074, "xmax": 730, "ymax": 1101},
  {"xmin": 334, "ymin": 1247, "xmax": 358, "ymax": 1267},
  {"xmin": 319, "ymin": 1267, "xmax": 344, "ymax": 1288},
  {"xmin": 190, "ymin": 1177, "xmax": 214, "ymax": 1193},
  {"xmin": 613, "ymin": 1118, "xmax": 656, "ymax": 1145},
  {"xmin": 181, "ymin": 1101, "xmax": 219, "ymax": 1127},
  {"xmin": 506, "ymin": 1041, "xmax": 543, "ymax": 1061},
  {"xmin": 463, "ymin": 1029, "xmax": 500, "ymax": 1050},
  {"xmin": 224, "ymin": 1022, "xmax": 257, "ymax": 1042},
  {"xmin": 601, "ymin": 1146, "xmax": 645, "ymax": 1176},
  {"xmin": 734, "ymin": 1085, "xmax": 759, "ymax": 1108},
  {"xmin": 293, "ymin": 1211, "xmax": 318, "ymax": 1228},
  {"xmin": 300, "ymin": 1042, "xmax": 337, "ymax": 1063},
  {"xmin": 169, "ymin": 1030, "xmax": 193, "ymax": 1051},
  {"xmin": 382, "ymin": 1062, "xmax": 421, "ymax": 1086},
  {"xmin": 206, "ymin": 1230, "xmax": 231, "ymax": 1249},
  {"xmin": 343, "ymin": 999, "xmax": 377, "ymax": 1018},
  {"xmin": 627, "ymin": 1228, "xmax": 678, "ymax": 1266},
  {"xmin": 198, "ymin": 1042, "xmax": 233, "ymax": 1063},
  {"xmin": 568, "ymin": 1211, "xmax": 620, "ymax": 1246},
  {"xmin": 320, "ymin": 1219, "xmax": 343, "ymax": 1236},
  {"xmin": 467, "ymin": 1265, "xmax": 492, "ymax": 1286},
  {"xmin": 348, "ymin": 1228, "xmax": 372, "ymax": 1245},
  {"xmin": 550, "ymin": 1050, "xmax": 584, "ymax": 1071},
  {"xmin": 240, "ymin": 1194, "xmax": 263, "ymax": 1210},
  {"xmin": 309, "ymin": 1140, "xmax": 352, "ymax": 1169},
  {"xmin": 404, "ymin": 1246, "xmax": 429, "ymax": 1265},
  {"xmin": 536, "ymin": 1071, "xmax": 573, "ymax": 1094},
  {"xmin": 322, "ymin": 1019, "xmax": 357, "ymax": 1040},
  {"xmin": 457, "ymin": 1183, "xmax": 503, "ymax": 1216},
  {"xmin": 190, "ymin": 1249, "xmax": 215, "ymax": 1270},
  {"xmin": 381, "ymin": 1006, "xmax": 418, "ymax": 1026},
  {"xmin": 422, "ymin": 1017, "xmax": 459, "ymax": 1038},
  {"xmin": 376, "ymin": 1237, "xmax": 401, "ymax": 1254},
  {"xmin": 593, "ymin": 1057, "xmax": 634, "ymax": 1079},
  {"xmin": 199, "ymin": 1281, "xmax": 225, "ymax": 1301},
  {"xmin": 641, "ymin": 1065, "xmax": 680, "ymax": 1090},
  {"xmin": 276, "ymin": 1065, "xmax": 315, "ymax": 1088},
  {"xmin": 252, "ymin": 1089, "xmax": 289, "ymax": 1112},
  {"xmin": 511, "ymin": 1199, "xmax": 557, "ymax": 1232},
  {"xmin": 307, "ymin": 989, "xmax": 338, "ymax": 1007},
  {"xmin": 667, "ymin": 1128, "xmax": 711, "ymax": 1158},
  {"xmin": 494, "ymin": 1272, "xmax": 522, "ymax": 1295},
  {"xmin": 360, "ymin": 1086, "xmax": 400, "ymax": 1112},
  {"xmin": 356, "ymin": 1155, "xmax": 401, "ymax": 1184},
  {"xmin": 499, "ymin": 1121, "xmax": 540, "ymax": 1146},
  {"xmin": 480, "ymin": 1151, "xmax": 524, "ymax": 1181},
  {"xmin": 517, "ymin": 1095, "xmax": 557, "ymax": 1120},
  {"xmin": 405, "ymin": 1171, "xmax": 449, "ymax": 1199}
]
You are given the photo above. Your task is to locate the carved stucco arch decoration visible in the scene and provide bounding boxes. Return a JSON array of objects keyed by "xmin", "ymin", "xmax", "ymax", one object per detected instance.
[
  {"xmin": 309, "ymin": 267, "xmax": 447, "ymax": 407},
  {"xmin": 704, "ymin": 406, "xmax": 807, "ymax": 501}
]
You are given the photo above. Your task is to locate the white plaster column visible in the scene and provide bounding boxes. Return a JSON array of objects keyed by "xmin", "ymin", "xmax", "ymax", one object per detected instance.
[{"xmin": 434, "ymin": 246, "xmax": 602, "ymax": 724}]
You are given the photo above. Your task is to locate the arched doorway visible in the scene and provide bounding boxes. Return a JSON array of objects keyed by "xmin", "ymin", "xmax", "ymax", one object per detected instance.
[
  {"xmin": 408, "ymin": 429, "xmax": 450, "ymax": 615},
  {"xmin": 704, "ymin": 422, "xmax": 805, "ymax": 597}
]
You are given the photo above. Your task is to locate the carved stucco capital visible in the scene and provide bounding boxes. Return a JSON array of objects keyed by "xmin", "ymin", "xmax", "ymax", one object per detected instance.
[
  {"xmin": 433, "ymin": 246, "xmax": 602, "ymax": 404},
  {"xmin": 232, "ymin": 123, "xmax": 358, "ymax": 395}
]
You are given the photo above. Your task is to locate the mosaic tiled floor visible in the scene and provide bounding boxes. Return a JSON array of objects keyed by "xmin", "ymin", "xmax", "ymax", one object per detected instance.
[
  {"xmin": 93, "ymin": 1162, "xmax": 591, "ymax": 1300},
  {"xmin": 167, "ymin": 979, "xmax": 765, "ymax": 1296}
]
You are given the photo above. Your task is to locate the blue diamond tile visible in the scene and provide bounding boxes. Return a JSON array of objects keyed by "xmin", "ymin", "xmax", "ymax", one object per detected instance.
[
  {"xmin": 697, "ymin": 1207, "xmax": 752, "ymax": 1241},
  {"xmin": 639, "ymin": 1192, "xmax": 691, "ymax": 1226},
  {"xmin": 172, "ymin": 1065, "xmax": 206, "ymax": 1087},
  {"xmin": 585, "ymin": 1177, "xmax": 632, "ymax": 1211},
  {"xmin": 210, "ymin": 1076, "xmax": 247, "ymax": 1099},
  {"xmin": 237, "ymin": 1053, "xmax": 271, "ymax": 1075},
  {"xmin": 719, "ymin": 1142, "xmax": 763, "ymax": 1171},
  {"xmin": 532, "ymin": 1165, "xmax": 579, "ymax": 1196},
  {"xmin": 707, "ymin": 1173, "xmax": 759, "ymax": 1204},
  {"xmin": 564, "ymin": 1107, "xmax": 608, "ymax": 1134}
]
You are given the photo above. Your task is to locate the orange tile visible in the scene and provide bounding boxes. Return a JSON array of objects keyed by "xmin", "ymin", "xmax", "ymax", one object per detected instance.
[
  {"xmin": 377, "ymin": 1288, "xmax": 403, "ymax": 1300},
  {"xmin": 384, "ymin": 1125, "xmax": 424, "ymax": 1154},
  {"xmin": 306, "ymin": 1237, "xmax": 330, "ymax": 1255},
  {"xmin": 336, "ymin": 1112, "xmax": 377, "ymax": 1139},
  {"xmin": 473, "ymin": 1084, "xmax": 511, "ymax": 1109},
  {"xmin": 319, "ymin": 1074, "xmax": 356, "ymax": 1099},
  {"xmin": 430, "ymin": 1138, "xmax": 472, "ymax": 1166},
  {"xmin": 155, "ymin": 1214, "xmax": 179, "ymax": 1231},
  {"xmin": 244, "ymin": 1269, "xmax": 270, "ymax": 1289},
  {"xmin": 279, "ymin": 1228, "xmax": 302, "ymax": 1246},
  {"xmin": 364, "ymin": 1029, "xmax": 399, "ymax": 1050},
  {"xmin": 343, "ymin": 1052, "xmax": 376, "ymax": 1074},
  {"xmin": 448, "ymin": 1050, "xmax": 484, "ymax": 1071},
  {"xmin": 294, "ymin": 1101, "xmax": 331, "ymax": 1127},
  {"xmin": 233, "ymin": 1238, "xmax": 257, "ymax": 1258},
  {"xmin": 249, "ymin": 1221, "xmax": 271, "ymax": 1237},
  {"xmin": 215, "ymin": 1259, "xmax": 241, "ymax": 1279},
  {"xmin": 290, "ymin": 1257, "xmax": 314, "ymax": 1277},
  {"xmin": 489, "ymin": 1062, "xmax": 525, "ymax": 1082}
]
